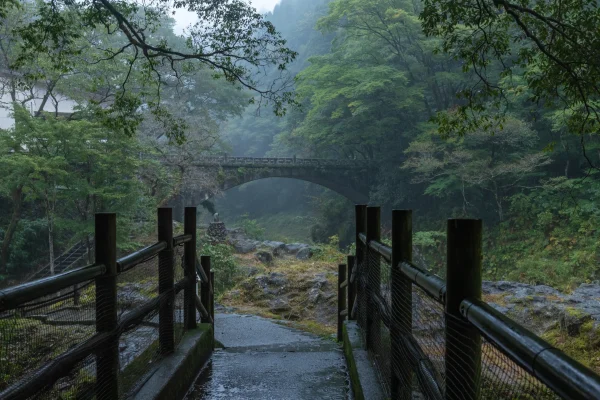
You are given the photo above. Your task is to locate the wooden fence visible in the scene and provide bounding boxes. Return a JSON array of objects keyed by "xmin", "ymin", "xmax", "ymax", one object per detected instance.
[
  {"xmin": 338, "ymin": 205, "xmax": 600, "ymax": 400},
  {"xmin": 0, "ymin": 207, "xmax": 214, "ymax": 400}
]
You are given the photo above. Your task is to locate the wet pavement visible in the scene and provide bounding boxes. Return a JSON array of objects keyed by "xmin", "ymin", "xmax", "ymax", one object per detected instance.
[{"xmin": 185, "ymin": 314, "xmax": 350, "ymax": 399}]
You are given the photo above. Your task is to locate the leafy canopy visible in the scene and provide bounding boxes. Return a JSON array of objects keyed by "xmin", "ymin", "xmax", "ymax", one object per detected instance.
[
  {"xmin": 421, "ymin": 0, "xmax": 600, "ymax": 141},
  {"xmin": 1, "ymin": 0, "xmax": 298, "ymax": 139}
]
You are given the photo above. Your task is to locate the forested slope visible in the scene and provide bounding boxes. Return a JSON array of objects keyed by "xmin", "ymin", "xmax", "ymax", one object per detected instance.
[{"xmin": 220, "ymin": 0, "xmax": 600, "ymax": 289}]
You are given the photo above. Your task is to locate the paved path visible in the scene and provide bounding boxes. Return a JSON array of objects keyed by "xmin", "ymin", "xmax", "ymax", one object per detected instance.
[{"xmin": 185, "ymin": 313, "xmax": 350, "ymax": 400}]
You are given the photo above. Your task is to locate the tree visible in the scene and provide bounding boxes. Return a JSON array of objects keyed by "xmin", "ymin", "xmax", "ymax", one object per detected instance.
[
  {"xmin": 421, "ymin": 0, "xmax": 600, "ymax": 148},
  {"xmin": 403, "ymin": 115, "xmax": 551, "ymax": 220},
  {"xmin": 0, "ymin": 0, "xmax": 298, "ymax": 139},
  {"xmin": 0, "ymin": 106, "xmax": 159, "ymax": 275}
]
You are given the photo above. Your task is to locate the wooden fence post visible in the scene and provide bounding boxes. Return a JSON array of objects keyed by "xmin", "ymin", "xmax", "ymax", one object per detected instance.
[
  {"xmin": 184, "ymin": 207, "xmax": 197, "ymax": 330},
  {"xmin": 355, "ymin": 205, "xmax": 367, "ymax": 271},
  {"xmin": 337, "ymin": 263, "xmax": 347, "ymax": 342},
  {"xmin": 200, "ymin": 255, "xmax": 211, "ymax": 324},
  {"xmin": 445, "ymin": 219, "xmax": 482, "ymax": 400},
  {"xmin": 347, "ymin": 255, "xmax": 356, "ymax": 321},
  {"xmin": 365, "ymin": 206, "xmax": 381, "ymax": 351},
  {"xmin": 95, "ymin": 213, "xmax": 119, "ymax": 398},
  {"xmin": 210, "ymin": 270, "xmax": 215, "ymax": 346},
  {"xmin": 391, "ymin": 210, "xmax": 413, "ymax": 400},
  {"xmin": 355, "ymin": 205, "xmax": 367, "ymax": 328},
  {"xmin": 158, "ymin": 208, "xmax": 174, "ymax": 354}
]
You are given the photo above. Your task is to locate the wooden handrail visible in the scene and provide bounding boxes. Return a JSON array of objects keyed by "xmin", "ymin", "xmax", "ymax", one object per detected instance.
[
  {"xmin": 0, "ymin": 263, "xmax": 105, "ymax": 312},
  {"xmin": 117, "ymin": 241, "xmax": 167, "ymax": 272}
]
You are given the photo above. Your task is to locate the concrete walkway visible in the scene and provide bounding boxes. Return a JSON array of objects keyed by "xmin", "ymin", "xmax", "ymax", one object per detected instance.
[{"xmin": 185, "ymin": 313, "xmax": 350, "ymax": 400}]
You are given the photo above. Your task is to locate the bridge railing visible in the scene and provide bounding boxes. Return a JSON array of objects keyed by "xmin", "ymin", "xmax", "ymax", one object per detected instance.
[
  {"xmin": 0, "ymin": 207, "xmax": 214, "ymax": 400},
  {"xmin": 338, "ymin": 205, "xmax": 600, "ymax": 400},
  {"xmin": 192, "ymin": 155, "xmax": 370, "ymax": 168}
]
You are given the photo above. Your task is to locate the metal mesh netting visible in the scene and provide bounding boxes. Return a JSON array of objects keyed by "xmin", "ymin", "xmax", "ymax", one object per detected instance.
[
  {"xmin": 30, "ymin": 354, "xmax": 97, "ymax": 400},
  {"xmin": 359, "ymin": 249, "xmax": 560, "ymax": 400},
  {"xmin": 116, "ymin": 308, "xmax": 160, "ymax": 399},
  {"xmin": 0, "ymin": 241, "xmax": 197, "ymax": 399},
  {"xmin": 0, "ymin": 281, "xmax": 96, "ymax": 393}
]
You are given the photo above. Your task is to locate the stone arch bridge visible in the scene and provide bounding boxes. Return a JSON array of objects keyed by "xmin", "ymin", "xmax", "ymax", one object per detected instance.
[{"xmin": 168, "ymin": 156, "xmax": 371, "ymax": 218}]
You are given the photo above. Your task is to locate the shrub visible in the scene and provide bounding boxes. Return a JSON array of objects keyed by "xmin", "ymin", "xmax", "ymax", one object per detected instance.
[{"xmin": 200, "ymin": 242, "xmax": 238, "ymax": 296}]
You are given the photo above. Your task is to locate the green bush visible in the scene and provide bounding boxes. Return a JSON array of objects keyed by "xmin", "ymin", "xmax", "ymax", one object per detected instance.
[
  {"xmin": 239, "ymin": 214, "xmax": 265, "ymax": 241},
  {"xmin": 200, "ymin": 242, "xmax": 238, "ymax": 296}
]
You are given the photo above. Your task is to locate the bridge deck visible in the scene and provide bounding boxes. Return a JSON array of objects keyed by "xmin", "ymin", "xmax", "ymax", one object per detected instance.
[{"xmin": 185, "ymin": 313, "xmax": 350, "ymax": 400}]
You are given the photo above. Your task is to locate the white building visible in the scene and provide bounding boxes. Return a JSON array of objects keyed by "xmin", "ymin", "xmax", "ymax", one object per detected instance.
[{"xmin": 0, "ymin": 71, "xmax": 78, "ymax": 129}]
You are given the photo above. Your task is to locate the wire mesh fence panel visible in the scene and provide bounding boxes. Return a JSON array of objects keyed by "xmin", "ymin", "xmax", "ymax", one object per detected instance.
[
  {"xmin": 28, "ymin": 353, "xmax": 97, "ymax": 400},
  {"xmin": 174, "ymin": 244, "xmax": 185, "ymax": 283},
  {"xmin": 173, "ymin": 284, "xmax": 187, "ymax": 348},
  {"xmin": 411, "ymin": 286, "xmax": 446, "ymax": 395},
  {"xmin": 116, "ymin": 254, "xmax": 159, "ymax": 319},
  {"xmin": 356, "ymin": 257, "xmax": 369, "ymax": 344},
  {"xmin": 116, "ymin": 307, "xmax": 161, "ymax": 400},
  {"xmin": 366, "ymin": 250, "xmax": 392, "ymax": 398},
  {"xmin": 173, "ymin": 245, "xmax": 187, "ymax": 347},
  {"xmin": 478, "ymin": 337, "xmax": 559, "ymax": 400},
  {"xmin": 0, "ymin": 281, "xmax": 96, "ymax": 393}
]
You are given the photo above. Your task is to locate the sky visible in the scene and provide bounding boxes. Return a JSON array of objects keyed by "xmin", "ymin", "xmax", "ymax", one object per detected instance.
[{"xmin": 173, "ymin": 0, "xmax": 282, "ymax": 34}]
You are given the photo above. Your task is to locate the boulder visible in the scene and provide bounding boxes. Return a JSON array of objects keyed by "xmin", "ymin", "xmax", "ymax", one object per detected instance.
[
  {"xmin": 559, "ymin": 308, "xmax": 592, "ymax": 336},
  {"xmin": 232, "ymin": 239, "xmax": 257, "ymax": 254},
  {"xmin": 254, "ymin": 273, "xmax": 288, "ymax": 295},
  {"xmin": 269, "ymin": 298, "xmax": 291, "ymax": 313},
  {"xmin": 262, "ymin": 241, "xmax": 286, "ymax": 251},
  {"xmin": 311, "ymin": 273, "xmax": 329, "ymax": 290},
  {"xmin": 308, "ymin": 288, "xmax": 321, "ymax": 304},
  {"xmin": 255, "ymin": 251, "xmax": 273, "ymax": 264},
  {"xmin": 284, "ymin": 243, "xmax": 309, "ymax": 254},
  {"xmin": 296, "ymin": 247, "xmax": 313, "ymax": 260}
]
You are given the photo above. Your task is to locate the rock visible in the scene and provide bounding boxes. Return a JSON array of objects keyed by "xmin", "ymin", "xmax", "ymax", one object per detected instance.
[
  {"xmin": 232, "ymin": 239, "xmax": 257, "ymax": 254},
  {"xmin": 207, "ymin": 222, "xmax": 227, "ymax": 243},
  {"xmin": 308, "ymin": 288, "xmax": 321, "ymax": 304},
  {"xmin": 262, "ymin": 241, "xmax": 286, "ymax": 251},
  {"xmin": 296, "ymin": 247, "xmax": 313, "ymax": 260},
  {"xmin": 255, "ymin": 251, "xmax": 273, "ymax": 264},
  {"xmin": 254, "ymin": 273, "xmax": 288, "ymax": 295},
  {"xmin": 268, "ymin": 272, "xmax": 287, "ymax": 286},
  {"xmin": 560, "ymin": 307, "xmax": 593, "ymax": 336},
  {"xmin": 117, "ymin": 282, "xmax": 154, "ymax": 309},
  {"xmin": 480, "ymin": 280, "xmax": 600, "ymax": 338},
  {"xmin": 269, "ymin": 298, "xmax": 291, "ymax": 312},
  {"xmin": 284, "ymin": 243, "xmax": 309, "ymax": 254},
  {"xmin": 311, "ymin": 273, "xmax": 329, "ymax": 290}
]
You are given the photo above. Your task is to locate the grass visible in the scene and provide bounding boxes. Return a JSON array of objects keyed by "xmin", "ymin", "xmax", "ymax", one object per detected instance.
[{"xmin": 220, "ymin": 246, "xmax": 344, "ymax": 337}]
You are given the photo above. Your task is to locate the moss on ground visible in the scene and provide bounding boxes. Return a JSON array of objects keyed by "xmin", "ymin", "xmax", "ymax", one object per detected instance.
[
  {"xmin": 542, "ymin": 320, "xmax": 600, "ymax": 374},
  {"xmin": 221, "ymin": 250, "xmax": 342, "ymax": 337}
]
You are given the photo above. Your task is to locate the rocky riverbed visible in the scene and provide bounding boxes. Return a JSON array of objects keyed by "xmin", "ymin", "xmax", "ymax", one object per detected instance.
[{"xmin": 221, "ymin": 228, "xmax": 600, "ymax": 371}]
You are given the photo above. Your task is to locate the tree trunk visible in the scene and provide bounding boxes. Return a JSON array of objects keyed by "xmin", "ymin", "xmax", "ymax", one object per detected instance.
[
  {"xmin": 48, "ymin": 212, "xmax": 55, "ymax": 275},
  {"xmin": 0, "ymin": 186, "xmax": 23, "ymax": 275},
  {"xmin": 45, "ymin": 187, "xmax": 56, "ymax": 275}
]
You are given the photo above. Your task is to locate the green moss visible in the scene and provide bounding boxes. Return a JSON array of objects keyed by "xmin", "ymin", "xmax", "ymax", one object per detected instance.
[{"xmin": 542, "ymin": 321, "xmax": 600, "ymax": 374}]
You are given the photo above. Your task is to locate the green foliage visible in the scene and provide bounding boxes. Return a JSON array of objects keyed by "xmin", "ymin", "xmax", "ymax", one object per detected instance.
[
  {"xmin": 0, "ymin": 106, "xmax": 168, "ymax": 276},
  {"xmin": 484, "ymin": 175, "xmax": 600, "ymax": 288},
  {"xmin": 0, "ymin": 0, "xmax": 298, "ymax": 139},
  {"xmin": 238, "ymin": 214, "xmax": 266, "ymax": 241},
  {"xmin": 200, "ymin": 243, "xmax": 238, "ymax": 296},
  {"xmin": 421, "ymin": 0, "xmax": 600, "ymax": 138},
  {"xmin": 311, "ymin": 235, "xmax": 347, "ymax": 263},
  {"xmin": 413, "ymin": 231, "xmax": 445, "ymax": 248}
]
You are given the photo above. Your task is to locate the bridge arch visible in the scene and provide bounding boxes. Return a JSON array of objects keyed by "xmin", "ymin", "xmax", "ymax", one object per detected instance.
[{"xmin": 167, "ymin": 157, "xmax": 371, "ymax": 219}]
